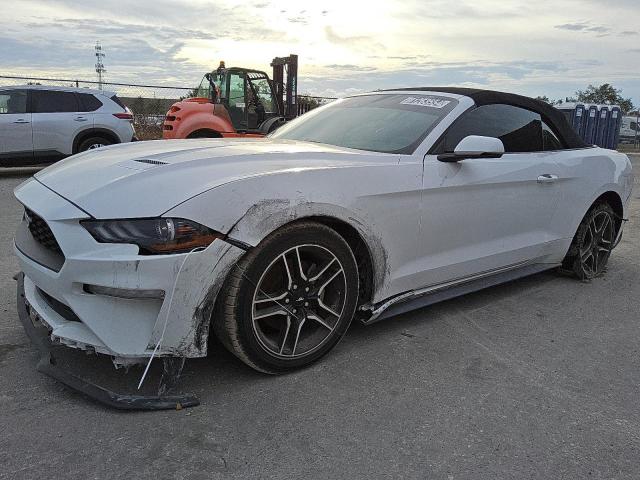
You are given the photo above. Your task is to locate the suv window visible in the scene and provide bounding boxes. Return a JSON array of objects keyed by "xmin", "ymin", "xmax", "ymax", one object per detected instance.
[
  {"xmin": 0, "ymin": 90, "xmax": 28, "ymax": 114},
  {"xmin": 542, "ymin": 121, "xmax": 563, "ymax": 150},
  {"xmin": 443, "ymin": 104, "xmax": 543, "ymax": 153},
  {"xmin": 77, "ymin": 93, "xmax": 103, "ymax": 112},
  {"xmin": 32, "ymin": 90, "xmax": 79, "ymax": 113},
  {"xmin": 110, "ymin": 95, "xmax": 126, "ymax": 109}
]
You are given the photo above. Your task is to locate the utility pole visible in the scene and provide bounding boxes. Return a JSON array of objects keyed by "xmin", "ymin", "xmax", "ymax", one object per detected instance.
[
  {"xmin": 95, "ymin": 41, "xmax": 106, "ymax": 90},
  {"xmin": 633, "ymin": 107, "xmax": 640, "ymax": 148}
]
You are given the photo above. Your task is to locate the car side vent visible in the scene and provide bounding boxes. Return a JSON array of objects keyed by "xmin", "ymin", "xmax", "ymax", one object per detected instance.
[{"xmin": 134, "ymin": 159, "xmax": 169, "ymax": 166}]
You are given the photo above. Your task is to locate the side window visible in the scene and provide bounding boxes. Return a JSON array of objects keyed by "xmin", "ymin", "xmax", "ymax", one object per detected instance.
[
  {"xmin": 249, "ymin": 77, "xmax": 275, "ymax": 113},
  {"xmin": 0, "ymin": 90, "xmax": 28, "ymax": 114},
  {"xmin": 110, "ymin": 95, "xmax": 126, "ymax": 109},
  {"xmin": 542, "ymin": 121, "xmax": 564, "ymax": 150},
  {"xmin": 77, "ymin": 93, "xmax": 103, "ymax": 112},
  {"xmin": 444, "ymin": 104, "xmax": 543, "ymax": 153},
  {"xmin": 32, "ymin": 90, "xmax": 79, "ymax": 113},
  {"xmin": 228, "ymin": 73, "xmax": 246, "ymax": 108}
]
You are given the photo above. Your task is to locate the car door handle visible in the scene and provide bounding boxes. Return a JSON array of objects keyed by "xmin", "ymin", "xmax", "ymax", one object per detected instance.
[
  {"xmin": 13, "ymin": 119, "xmax": 30, "ymax": 124},
  {"xmin": 74, "ymin": 117, "xmax": 88, "ymax": 122},
  {"xmin": 537, "ymin": 174, "xmax": 559, "ymax": 184}
]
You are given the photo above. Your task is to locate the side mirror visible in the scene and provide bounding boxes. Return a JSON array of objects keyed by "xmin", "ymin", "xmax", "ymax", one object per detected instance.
[{"xmin": 437, "ymin": 135, "xmax": 505, "ymax": 162}]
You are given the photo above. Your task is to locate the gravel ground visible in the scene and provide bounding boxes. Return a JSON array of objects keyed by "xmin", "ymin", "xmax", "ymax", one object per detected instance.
[{"xmin": 0, "ymin": 155, "xmax": 638, "ymax": 480}]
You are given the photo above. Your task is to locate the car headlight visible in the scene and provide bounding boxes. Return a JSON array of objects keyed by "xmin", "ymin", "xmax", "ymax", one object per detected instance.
[{"xmin": 81, "ymin": 218, "xmax": 222, "ymax": 254}]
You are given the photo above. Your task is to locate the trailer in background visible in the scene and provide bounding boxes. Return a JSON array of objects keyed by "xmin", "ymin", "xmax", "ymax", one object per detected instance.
[{"xmin": 618, "ymin": 115, "xmax": 639, "ymax": 145}]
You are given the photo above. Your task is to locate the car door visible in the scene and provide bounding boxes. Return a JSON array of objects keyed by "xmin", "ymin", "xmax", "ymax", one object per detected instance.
[
  {"xmin": 31, "ymin": 89, "xmax": 87, "ymax": 160},
  {"xmin": 0, "ymin": 89, "xmax": 33, "ymax": 165},
  {"xmin": 226, "ymin": 71, "xmax": 248, "ymax": 130},
  {"xmin": 414, "ymin": 103, "xmax": 563, "ymax": 288}
]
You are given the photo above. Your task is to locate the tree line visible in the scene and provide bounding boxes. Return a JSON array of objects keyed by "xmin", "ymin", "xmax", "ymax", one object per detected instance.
[{"xmin": 537, "ymin": 84, "xmax": 635, "ymax": 113}]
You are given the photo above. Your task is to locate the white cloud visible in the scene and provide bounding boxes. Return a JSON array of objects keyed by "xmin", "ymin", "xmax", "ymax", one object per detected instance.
[{"xmin": 1, "ymin": 0, "xmax": 639, "ymax": 105}]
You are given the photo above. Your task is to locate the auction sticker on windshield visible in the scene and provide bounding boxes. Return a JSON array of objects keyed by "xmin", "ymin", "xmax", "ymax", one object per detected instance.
[{"xmin": 400, "ymin": 96, "xmax": 451, "ymax": 108}]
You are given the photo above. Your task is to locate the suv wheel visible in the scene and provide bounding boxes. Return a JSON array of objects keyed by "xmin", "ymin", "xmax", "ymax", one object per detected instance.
[{"xmin": 78, "ymin": 136, "xmax": 112, "ymax": 152}]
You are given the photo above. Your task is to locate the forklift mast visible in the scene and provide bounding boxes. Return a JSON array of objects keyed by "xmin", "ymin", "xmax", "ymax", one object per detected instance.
[{"xmin": 271, "ymin": 54, "xmax": 298, "ymax": 120}]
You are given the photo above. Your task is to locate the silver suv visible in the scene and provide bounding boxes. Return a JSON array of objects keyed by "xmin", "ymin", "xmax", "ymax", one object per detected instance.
[{"xmin": 0, "ymin": 85, "xmax": 136, "ymax": 166}]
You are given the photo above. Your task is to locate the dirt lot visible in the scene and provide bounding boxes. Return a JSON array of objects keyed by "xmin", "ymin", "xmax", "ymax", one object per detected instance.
[{"xmin": 0, "ymin": 156, "xmax": 638, "ymax": 479}]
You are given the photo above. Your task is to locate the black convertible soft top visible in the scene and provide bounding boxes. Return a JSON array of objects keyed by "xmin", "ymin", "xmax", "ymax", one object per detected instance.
[{"xmin": 385, "ymin": 87, "xmax": 588, "ymax": 149}]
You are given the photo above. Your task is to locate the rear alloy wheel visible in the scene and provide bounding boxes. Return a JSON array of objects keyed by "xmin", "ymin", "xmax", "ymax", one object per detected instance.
[
  {"xmin": 564, "ymin": 203, "xmax": 616, "ymax": 280},
  {"xmin": 214, "ymin": 222, "xmax": 359, "ymax": 373}
]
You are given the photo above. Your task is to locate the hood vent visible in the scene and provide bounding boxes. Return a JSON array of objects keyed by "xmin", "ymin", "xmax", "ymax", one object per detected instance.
[{"xmin": 134, "ymin": 159, "xmax": 169, "ymax": 166}]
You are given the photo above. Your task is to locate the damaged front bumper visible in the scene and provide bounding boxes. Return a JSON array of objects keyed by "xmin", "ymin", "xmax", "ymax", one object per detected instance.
[
  {"xmin": 14, "ymin": 178, "xmax": 246, "ymax": 361},
  {"xmin": 16, "ymin": 272, "xmax": 199, "ymax": 410},
  {"xmin": 13, "ymin": 178, "xmax": 248, "ymax": 409}
]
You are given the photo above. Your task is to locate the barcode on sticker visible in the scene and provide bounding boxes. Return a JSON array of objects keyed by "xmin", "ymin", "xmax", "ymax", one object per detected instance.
[{"xmin": 401, "ymin": 97, "xmax": 451, "ymax": 109}]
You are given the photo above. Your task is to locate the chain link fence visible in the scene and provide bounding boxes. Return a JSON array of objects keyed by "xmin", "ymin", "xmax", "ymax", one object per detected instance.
[{"xmin": 0, "ymin": 75, "xmax": 335, "ymax": 140}]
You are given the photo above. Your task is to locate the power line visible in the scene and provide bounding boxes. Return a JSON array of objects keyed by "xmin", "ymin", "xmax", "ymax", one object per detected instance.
[{"xmin": 0, "ymin": 75, "xmax": 192, "ymax": 90}]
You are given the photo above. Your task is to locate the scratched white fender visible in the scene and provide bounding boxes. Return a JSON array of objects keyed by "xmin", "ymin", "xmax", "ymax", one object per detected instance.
[{"xmin": 13, "ymin": 89, "xmax": 634, "ymax": 364}]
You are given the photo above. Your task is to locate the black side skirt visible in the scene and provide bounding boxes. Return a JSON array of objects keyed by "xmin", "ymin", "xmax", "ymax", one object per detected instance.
[{"xmin": 15, "ymin": 273, "xmax": 200, "ymax": 410}]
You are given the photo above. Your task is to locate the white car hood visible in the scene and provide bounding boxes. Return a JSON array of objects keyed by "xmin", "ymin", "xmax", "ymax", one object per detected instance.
[{"xmin": 34, "ymin": 138, "xmax": 380, "ymax": 219}]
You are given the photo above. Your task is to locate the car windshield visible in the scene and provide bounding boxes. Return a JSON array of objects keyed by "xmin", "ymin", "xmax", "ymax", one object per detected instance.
[{"xmin": 270, "ymin": 93, "xmax": 458, "ymax": 154}]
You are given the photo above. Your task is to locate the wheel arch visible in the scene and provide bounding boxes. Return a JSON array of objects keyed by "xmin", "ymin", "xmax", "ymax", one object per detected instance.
[
  {"xmin": 281, "ymin": 215, "xmax": 376, "ymax": 310},
  {"xmin": 593, "ymin": 190, "xmax": 623, "ymax": 217},
  {"xmin": 226, "ymin": 203, "xmax": 387, "ymax": 309},
  {"xmin": 72, "ymin": 128, "xmax": 120, "ymax": 153},
  {"xmin": 187, "ymin": 129, "xmax": 222, "ymax": 138},
  {"xmin": 591, "ymin": 190, "xmax": 624, "ymax": 234},
  {"xmin": 174, "ymin": 109, "xmax": 233, "ymax": 138}
]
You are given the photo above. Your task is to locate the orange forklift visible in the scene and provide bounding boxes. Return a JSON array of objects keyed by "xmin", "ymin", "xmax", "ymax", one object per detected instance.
[{"xmin": 163, "ymin": 55, "xmax": 298, "ymax": 139}]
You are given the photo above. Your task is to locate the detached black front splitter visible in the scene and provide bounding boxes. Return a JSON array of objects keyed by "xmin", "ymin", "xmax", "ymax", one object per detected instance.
[{"xmin": 15, "ymin": 273, "xmax": 200, "ymax": 411}]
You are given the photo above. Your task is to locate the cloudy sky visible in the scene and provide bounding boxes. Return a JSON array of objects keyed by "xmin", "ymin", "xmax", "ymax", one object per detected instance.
[{"xmin": 2, "ymin": 0, "xmax": 639, "ymax": 103}]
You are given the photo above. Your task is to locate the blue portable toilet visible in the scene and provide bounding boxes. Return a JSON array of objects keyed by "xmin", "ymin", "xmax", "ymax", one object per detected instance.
[
  {"xmin": 557, "ymin": 105, "xmax": 573, "ymax": 125},
  {"xmin": 572, "ymin": 103, "xmax": 587, "ymax": 137},
  {"xmin": 607, "ymin": 106, "xmax": 622, "ymax": 149},
  {"xmin": 557, "ymin": 103, "xmax": 586, "ymax": 137},
  {"xmin": 594, "ymin": 105, "xmax": 611, "ymax": 147},
  {"xmin": 584, "ymin": 104, "xmax": 599, "ymax": 144}
]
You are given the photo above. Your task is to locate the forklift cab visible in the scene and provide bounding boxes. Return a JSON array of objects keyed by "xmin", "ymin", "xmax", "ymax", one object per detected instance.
[{"xmin": 198, "ymin": 67, "xmax": 281, "ymax": 132}]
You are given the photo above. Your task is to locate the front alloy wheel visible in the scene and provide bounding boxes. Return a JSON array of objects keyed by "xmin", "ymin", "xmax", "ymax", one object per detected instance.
[
  {"xmin": 252, "ymin": 245, "xmax": 347, "ymax": 358},
  {"xmin": 214, "ymin": 222, "xmax": 359, "ymax": 373}
]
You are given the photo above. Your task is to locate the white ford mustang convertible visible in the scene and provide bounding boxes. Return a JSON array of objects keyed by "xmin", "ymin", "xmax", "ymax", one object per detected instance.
[{"xmin": 14, "ymin": 88, "xmax": 634, "ymax": 406}]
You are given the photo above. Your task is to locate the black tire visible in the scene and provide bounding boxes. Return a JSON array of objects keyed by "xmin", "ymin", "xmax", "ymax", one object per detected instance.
[
  {"xmin": 561, "ymin": 203, "xmax": 617, "ymax": 280},
  {"xmin": 78, "ymin": 136, "xmax": 112, "ymax": 152},
  {"xmin": 213, "ymin": 221, "xmax": 359, "ymax": 374}
]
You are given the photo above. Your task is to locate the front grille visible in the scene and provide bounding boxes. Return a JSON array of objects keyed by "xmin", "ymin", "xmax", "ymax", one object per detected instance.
[{"xmin": 25, "ymin": 208, "xmax": 62, "ymax": 254}]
